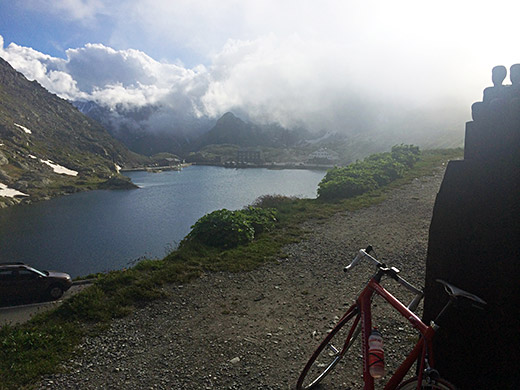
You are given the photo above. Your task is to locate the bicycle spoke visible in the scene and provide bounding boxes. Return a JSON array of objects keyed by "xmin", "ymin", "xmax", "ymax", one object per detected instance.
[
  {"xmin": 297, "ymin": 309, "xmax": 361, "ymax": 390},
  {"xmin": 326, "ymin": 343, "xmax": 340, "ymax": 355}
]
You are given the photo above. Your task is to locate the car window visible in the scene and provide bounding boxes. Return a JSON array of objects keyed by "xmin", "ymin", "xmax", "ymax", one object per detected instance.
[
  {"xmin": 0, "ymin": 269, "xmax": 12, "ymax": 280},
  {"xmin": 26, "ymin": 266, "xmax": 46, "ymax": 277},
  {"xmin": 16, "ymin": 269, "xmax": 39, "ymax": 280}
]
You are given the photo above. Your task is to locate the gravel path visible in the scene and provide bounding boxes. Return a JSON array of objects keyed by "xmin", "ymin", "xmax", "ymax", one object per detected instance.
[{"xmin": 38, "ymin": 165, "xmax": 446, "ymax": 390}]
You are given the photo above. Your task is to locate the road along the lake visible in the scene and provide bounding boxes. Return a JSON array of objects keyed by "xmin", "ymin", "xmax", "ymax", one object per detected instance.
[{"xmin": 0, "ymin": 280, "xmax": 93, "ymax": 326}]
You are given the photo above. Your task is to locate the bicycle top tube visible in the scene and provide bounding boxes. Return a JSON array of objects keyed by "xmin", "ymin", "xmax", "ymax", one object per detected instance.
[{"xmin": 362, "ymin": 278, "xmax": 430, "ymax": 335}]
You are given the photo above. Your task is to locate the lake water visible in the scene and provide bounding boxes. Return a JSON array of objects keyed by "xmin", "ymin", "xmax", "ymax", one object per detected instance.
[{"xmin": 0, "ymin": 166, "xmax": 325, "ymax": 277}]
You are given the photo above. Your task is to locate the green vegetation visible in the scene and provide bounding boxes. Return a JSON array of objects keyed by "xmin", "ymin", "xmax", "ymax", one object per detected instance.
[
  {"xmin": 183, "ymin": 207, "xmax": 278, "ymax": 249},
  {"xmin": 318, "ymin": 145, "xmax": 421, "ymax": 200},
  {"xmin": 0, "ymin": 147, "xmax": 462, "ymax": 390}
]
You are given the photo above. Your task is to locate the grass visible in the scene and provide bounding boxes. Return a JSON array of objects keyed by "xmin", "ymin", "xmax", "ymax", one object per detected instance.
[{"xmin": 0, "ymin": 148, "xmax": 462, "ymax": 390}]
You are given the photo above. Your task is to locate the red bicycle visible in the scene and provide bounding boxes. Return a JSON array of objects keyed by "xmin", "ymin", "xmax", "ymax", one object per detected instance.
[{"xmin": 296, "ymin": 246, "xmax": 486, "ymax": 390}]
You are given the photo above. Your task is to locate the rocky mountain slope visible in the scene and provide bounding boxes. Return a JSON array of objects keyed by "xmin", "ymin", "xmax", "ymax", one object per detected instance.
[
  {"xmin": 0, "ymin": 58, "xmax": 146, "ymax": 207},
  {"xmin": 194, "ymin": 112, "xmax": 307, "ymax": 149}
]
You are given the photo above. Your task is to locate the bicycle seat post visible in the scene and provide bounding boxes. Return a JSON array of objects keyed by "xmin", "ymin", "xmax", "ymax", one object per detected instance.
[
  {"xmin": 432, "ymin": 279, "xmax": 487, "ymax": 329},
  {"xmin": 431, "ymin": 296, "xmax": 455, "ymax": 330}
]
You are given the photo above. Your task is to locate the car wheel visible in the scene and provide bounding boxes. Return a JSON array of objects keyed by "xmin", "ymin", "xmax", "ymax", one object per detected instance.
[{"xmin": 48, "ymin": 285, "xmax": 64, "ymax": 300}]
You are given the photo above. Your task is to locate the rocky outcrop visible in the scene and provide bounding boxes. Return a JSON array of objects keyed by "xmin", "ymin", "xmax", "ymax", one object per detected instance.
[
  {"xmin": 423, "ymin": 65, "xmax": 520, "ymax": 389},
  {"xmin": 0, "ymin": 58, "xmax": 144, "ymax": 206}
]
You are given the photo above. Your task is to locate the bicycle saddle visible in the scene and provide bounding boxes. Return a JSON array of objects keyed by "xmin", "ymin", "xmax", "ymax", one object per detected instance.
[{"xmin": 436, "ymin": 279, "xmax": 487, "ymax": 305}]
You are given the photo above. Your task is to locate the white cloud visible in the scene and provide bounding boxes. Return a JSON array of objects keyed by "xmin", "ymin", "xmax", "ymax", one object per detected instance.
[
  {"xmin": 0, "ymin": 32, "xmax": 475, "ymax": 137},
  {"xmin": 0, "ymin": 38, "xmax": 85, "ymax": 101},
  {"xmin": 23, "ymin": 0, "xmax": 106, "ymax": 22},
  {"xmin": 1, "ymin": 34, "xmax": 382, "ymax": 132},
  {"xmin": 0, "ymin": 37, "xmax": 205, "ymax": 116},
  {"xmin": 53, "ymin": 0, "xmax": 105, "ymax": 20},
  {"xmin": 65, "ymin": 44, "xmax": 158, "ymax": 91},
  {"xmin": 5, "ymin": 0, "xmax": 520, "ymax": 145},
  {"xmin": 63, "ymin": 43, "xmax": 212, "ymax": 113}
]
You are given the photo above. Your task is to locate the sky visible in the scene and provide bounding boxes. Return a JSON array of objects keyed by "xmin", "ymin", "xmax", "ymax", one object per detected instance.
[{"xmin": 1, "ymin": 0, "xmax": 519, "ymax": 138}]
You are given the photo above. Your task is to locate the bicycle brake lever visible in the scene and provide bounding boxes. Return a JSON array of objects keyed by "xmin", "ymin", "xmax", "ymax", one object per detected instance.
[
  {"xmin": 344, "ymin": 246, "xmax": 374, "ymax": 273},
  {"xmin": 344, "ymin": 248, "xmax": 368, "ymax": 272},
  {"xmin": 343, "ymin": 262, "xmax": 356, "ymax": 273}
]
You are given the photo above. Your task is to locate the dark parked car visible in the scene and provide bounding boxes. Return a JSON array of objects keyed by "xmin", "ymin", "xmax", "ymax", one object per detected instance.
[{"xmin": 0, "ymin": 262, "xmax": 72, "ymax": 305}]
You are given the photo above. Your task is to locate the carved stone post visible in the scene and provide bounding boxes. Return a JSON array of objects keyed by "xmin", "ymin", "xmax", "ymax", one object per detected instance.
[{"xmin": 423, "ymin": 65, "xmax": 520, "ymax": 389}]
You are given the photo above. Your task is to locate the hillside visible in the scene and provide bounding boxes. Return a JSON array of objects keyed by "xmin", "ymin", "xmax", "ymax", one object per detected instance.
[
  {"xmin": 0, "ymin": 58, "xmax": 146, "ymax": 207},
  {"xmin": 195, "ymin": 112, "xmax": 300, "ymax": 148}
]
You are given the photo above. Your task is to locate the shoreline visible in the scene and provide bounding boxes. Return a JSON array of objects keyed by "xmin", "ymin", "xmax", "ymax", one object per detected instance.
[
  {"xmin": 121, "ymin": 161, "xmax": 334, "ymax": 173},
  {"xmin": 192, "ymin": 161, "xmax": 334, "ymax": 170},
  {"xmin": 120, "ymin": 163, "xmax": 193, "ymax": 173},
  {"xmin": 2, "ymin": 163, "xmax": 331, "ymax": 209}
]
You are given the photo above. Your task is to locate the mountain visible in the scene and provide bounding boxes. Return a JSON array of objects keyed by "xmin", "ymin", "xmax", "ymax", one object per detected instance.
[
  {"xmin": 72, "ymin": 101, "xmax": 464, "ymax": 165},
  {"xmin": 73, "ymin": 102, "xmax": 311, "ymax": 157},
  {"xmin": 73, "ymin": 100, "xmax": 214, "ymax": 156},
  {"xmin": 188, "ymin": 112, "xmax": 443, "ymax": 165},
  {"xmin": 0, "ymin": 58, "xmax": 146, "ymax": 207},
  {"xmin": 194, "ymin": 112, "xmax": 307, "ymax": 149}
]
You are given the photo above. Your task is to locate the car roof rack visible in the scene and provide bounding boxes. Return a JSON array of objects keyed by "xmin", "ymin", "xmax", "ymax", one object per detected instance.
[{"xmin": 0, "ymin": 262, "xmax": 26, "ymax": 266}]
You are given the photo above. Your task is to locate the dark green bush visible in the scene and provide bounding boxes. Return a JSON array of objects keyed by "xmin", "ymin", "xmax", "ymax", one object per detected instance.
[
  {"xmin": 182, "ymin": 207, "xmax": 277, "ymax": 249},
  {"xmin": 318, "ymin": 175, "xmax": 378, "ymax": 200},
  {"xmin": 318, "ymin": 145, "xmax": 420, "ymax": 200},
  {"xmin": 391, "ymin": 144, "xmax": 421, "ymax": 167},
  {"xmin": 363, "ymin": 154, "xmax": 405, "ymax": 186},
  {"xmin": 251, "ymin": 194, "xmax": 297, "ymax": 209}
]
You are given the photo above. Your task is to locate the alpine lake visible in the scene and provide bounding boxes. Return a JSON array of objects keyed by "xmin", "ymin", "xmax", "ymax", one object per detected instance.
[{"xmin": 0, "ymin": 165, "xmax": 325, "ymax": 277}]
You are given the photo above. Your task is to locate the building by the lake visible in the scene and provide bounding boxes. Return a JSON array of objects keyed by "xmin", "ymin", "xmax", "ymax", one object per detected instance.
[
  {"xmin": 237, "ymin": 149, "xmax": 263, "ymax": 164},
  {"xmin": 307, "ymin": 148, "xmax": 339, "ymax": 164}
]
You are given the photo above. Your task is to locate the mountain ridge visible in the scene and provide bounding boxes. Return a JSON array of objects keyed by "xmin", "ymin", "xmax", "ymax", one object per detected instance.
[
  {"xmin": 72, "ymin": 99, "xmax": 214, "ymax": 156},
  {"xmin": 0, "ymin": 57, "xmax": 145, "ymax": 207},
  {"xmin": 194, "ymin": 111, "xmax": 306, "ymax": 149}
]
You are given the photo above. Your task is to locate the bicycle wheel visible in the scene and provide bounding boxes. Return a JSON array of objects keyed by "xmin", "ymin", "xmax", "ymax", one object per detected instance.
[
  {"xmin": 396, "ymin": 377, "xmax": 458, "ymax": 390},
  {"xmin": 296, "ymin": 306, "xmax": 361, "ymax": 390}
]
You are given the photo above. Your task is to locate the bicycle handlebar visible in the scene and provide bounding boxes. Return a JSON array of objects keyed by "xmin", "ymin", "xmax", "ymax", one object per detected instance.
[
  {"xmin": 344, "ymin": 246, "xmax": 424, "ymax": 311},
  {"xmin": 343, "ymin": 246, "xmax": 378, "ymax": 272}
]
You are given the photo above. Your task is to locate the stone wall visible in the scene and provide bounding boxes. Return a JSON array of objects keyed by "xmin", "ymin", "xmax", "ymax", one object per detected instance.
[{"xmin": 423, "ymin": 65, "xmax": 520, "ymax": 389}]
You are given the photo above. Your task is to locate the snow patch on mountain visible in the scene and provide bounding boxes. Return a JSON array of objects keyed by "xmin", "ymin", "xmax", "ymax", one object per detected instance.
[{"xmin": 14, "ymin": 123, "xmax": 32, "ymax": 134}]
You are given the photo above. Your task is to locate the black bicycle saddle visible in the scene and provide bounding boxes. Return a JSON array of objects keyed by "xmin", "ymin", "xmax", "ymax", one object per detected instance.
[{"xmin": 436, "ymin": 279, "xmax": 487, "ymax": 306}]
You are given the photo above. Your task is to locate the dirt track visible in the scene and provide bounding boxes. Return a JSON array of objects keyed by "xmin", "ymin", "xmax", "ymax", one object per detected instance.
[{"xmin": 38, "ymin": 165, "xmax": 446, "ymax": 390}]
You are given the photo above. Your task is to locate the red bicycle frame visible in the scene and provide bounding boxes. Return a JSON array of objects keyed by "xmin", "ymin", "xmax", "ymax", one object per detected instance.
[
  {"xmin": 298, "ymin": 248, "xmax": 485, "ymax": 390},
  {"xmin": 351, "ymin": 277, "xmax": 435, "ymax": 390}
]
